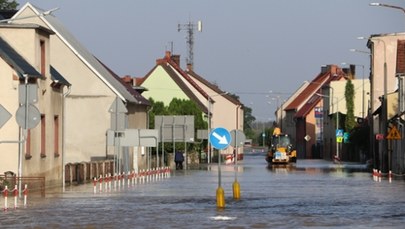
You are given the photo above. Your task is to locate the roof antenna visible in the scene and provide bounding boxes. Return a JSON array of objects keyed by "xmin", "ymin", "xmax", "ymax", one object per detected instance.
[{"xmin": 178, "ymin": 19, "xmax": 202, "ymax": 68}]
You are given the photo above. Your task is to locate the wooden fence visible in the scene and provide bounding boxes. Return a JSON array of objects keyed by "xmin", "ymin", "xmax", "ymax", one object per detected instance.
[{"xmin": 65, "ymin": 160, "xmax": 115, "ymax": 185}]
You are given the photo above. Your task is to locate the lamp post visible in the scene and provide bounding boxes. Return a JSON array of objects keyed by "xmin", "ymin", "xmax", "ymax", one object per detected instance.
[
  {"xmin": 316, "ymin": 91, "xmax": 340, "ymax": 159},
  {"xmin": 349, "ymin": 49, "xmax": 371, "ymax": 55},
  {"xmin": 370, "ymin": 3, "xmax": 405, "ymax": 14},
  {"xmin": 266, "ymin": 94, "xmax": 281, "ymax": 127},
  {"xmin": 207, "ymin": 92, "xmax": 228, "ymax": 163}
]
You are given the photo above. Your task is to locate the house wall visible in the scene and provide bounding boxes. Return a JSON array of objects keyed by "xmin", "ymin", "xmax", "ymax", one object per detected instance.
[
  {"xmin": 304, "ymin": 105, "xmax": 319, "ymax": 159},
  {"xmin": 0, "ymin": 27, "xmax": 63, "ymax": 186},
  {"xmin": 370, "ymin": 34, "xmax": 405, "ymax": 135},
  {"xmin": 295, "ymin": 118, "xmax": 306, "ymax": 159},
  {"xmin": 330, "ymin": 80, "xmax": 370, "ymax": 118},
  {"xmin": 142, "ymin": 66, "xmax": 189, "ymax": 104},
  {"xmin": 17, "ymin": 6, "xmax": 149, "ymax": 170},
  {"xmin": 284, "ymin": 110, "xmax": 296, "ymax": 147},
  {"xmin": 188, "ymin": 76, "xmax": 243, "ymax": 155},
  {"xmin": 0, "ymin": 55, "xmax": 20, "ymax": 173},
  {"xmin": 127, "ymin": 104, "xmax": 149, "ymax": 170}
]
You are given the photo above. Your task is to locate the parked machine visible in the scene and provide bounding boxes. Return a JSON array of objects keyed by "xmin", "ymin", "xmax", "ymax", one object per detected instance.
[{"xmin": 266, "ymin": 133, "xmax": 297, "ymax": 164}]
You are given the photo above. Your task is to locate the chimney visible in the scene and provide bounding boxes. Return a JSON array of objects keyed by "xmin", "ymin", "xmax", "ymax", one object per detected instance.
[
  {"xmin": 165, "ymin": 51, "xmax": 171, "ymax": 59},
  {"xmin": 321, "ymin": 65, "xmax": 328, "ymax": 74},
  {"xmin": 349, "ymin": 64, "xmax": 356, "ymax": 80},
  {"xmin": 171, "ymin": 54, "xmax": 180, "ymax": 66},
  {"xmin": 397, "ymin": 40, "xmax": 405, "ymax": 74},
  {"xmin": 187, "ymin": 63, "xmax": 193, "ymax": 71},
  {"xmin": 330, "ymin": 64, "xmax": 337, "ymax": 75}
]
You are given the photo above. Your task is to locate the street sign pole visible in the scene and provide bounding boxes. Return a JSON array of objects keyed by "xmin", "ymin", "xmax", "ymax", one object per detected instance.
[
  {"xmin": 209, "ymin": 127, "xmax": 231, "ymax": 208},
  {"xmin": 230, "ymin": 129, "xmax": 245, "ymax": 200},
  {"xmin": 19, "ymin": 75, "xmax": 29, "ymax": 197},
  {"xmin": 109, "ymin": 97, "xmax": 127, "ymax": 176}
]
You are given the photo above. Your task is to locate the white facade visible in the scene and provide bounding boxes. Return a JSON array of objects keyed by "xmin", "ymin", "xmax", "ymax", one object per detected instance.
[{"xmin": 12, "ymin": 3, "xmax": 150, "ymax": 176}]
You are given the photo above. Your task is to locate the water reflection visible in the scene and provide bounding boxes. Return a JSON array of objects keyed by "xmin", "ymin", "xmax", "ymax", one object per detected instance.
[{"xmin": 267, "ymin": 159, "xmax": 372, "ymax": 175}]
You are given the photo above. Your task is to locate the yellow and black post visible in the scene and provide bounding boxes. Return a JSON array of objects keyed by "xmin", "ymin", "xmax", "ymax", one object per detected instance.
[{"xmin": 216, "ymin": 149, "xmax": 225, "ymax": 208}]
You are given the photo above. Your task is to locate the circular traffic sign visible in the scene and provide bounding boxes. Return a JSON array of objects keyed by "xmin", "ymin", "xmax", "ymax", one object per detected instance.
[
  {"xmin": 230, "ymin": 129, "xmax": 246, "ymax": 147},
  {"xmin": 16, "ymin": 104, "xmax": 41, "ymax": 129},
  {"xmin": 209, "ymin": 127, "xmax": 232, "ymax": 150}
]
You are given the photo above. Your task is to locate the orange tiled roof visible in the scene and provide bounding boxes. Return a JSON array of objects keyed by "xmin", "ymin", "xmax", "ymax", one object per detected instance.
[{"xmin": 285, "ymin": 65, "xmax": 346, "ymax": 119}]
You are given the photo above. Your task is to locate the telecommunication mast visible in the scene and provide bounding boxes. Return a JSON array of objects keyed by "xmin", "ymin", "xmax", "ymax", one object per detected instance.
[{"xmin": 178, "ymin": 20, "xmax": 202, "ymax": 67}]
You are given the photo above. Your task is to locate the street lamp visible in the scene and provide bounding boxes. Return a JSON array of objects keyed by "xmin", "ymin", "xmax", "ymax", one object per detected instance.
[
  {"xmin": 316, "ymin": 92, "xmax": 340, "ymax": 159},
  {"xmin": 207, "ymin": 92, "xmax": 228, "ymax": 163},
  {"xmin": 370, "ymin": 3, "xmax": 405, "ymax": 14},
  {"xmin": 349, "ymin": 49, "xmax": 371, "ymax": 55},
  {"xmin": 0, "ymin": 7, "xmax": 59, "ymax": 23},
  {"xmin": 266, "ymin": 94, "xmax": 281, "ymax": 126}
]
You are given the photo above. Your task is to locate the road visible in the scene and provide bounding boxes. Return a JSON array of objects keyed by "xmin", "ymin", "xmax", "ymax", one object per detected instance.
[{"xmin": 1, "ymin": 153, "xmax": 404, "ymax": 228}]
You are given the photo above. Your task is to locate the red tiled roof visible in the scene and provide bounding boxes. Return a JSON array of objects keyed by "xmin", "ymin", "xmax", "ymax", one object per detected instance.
[
  {"xmin": 97, "ymin": 59, "xmax": 150, "ymax": 106},
  {"xmin": 294, "ymin": 94, "xmax": 322, "ymax": 118},
  {"xmin": 285, "ymin": 65, "xmax": 346, "ymax": 119},
  {"xmin": 187, "ymin": 69, "xmax": 242, "ymax": 106}
]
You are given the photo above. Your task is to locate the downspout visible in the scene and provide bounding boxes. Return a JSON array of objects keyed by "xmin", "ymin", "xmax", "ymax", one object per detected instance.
[{"xmin": 62, "ymin": 85, "xmax": 71, "ymax": 192}]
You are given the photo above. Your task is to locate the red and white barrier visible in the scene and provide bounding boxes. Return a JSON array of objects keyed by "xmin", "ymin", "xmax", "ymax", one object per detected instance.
[
  {"xmin": 12, "ymin": 185, "xmax": 18, "ymax": 209},
  {"xmin": 2, "ymin": 185, "xmax": 8, "ymax": 211},
  {"xmin": 1, "ymin": 184, "xmax": 28, "ymax": 211},
  {"xmin": 91, "ymin": 167, "xmax": 173, "ymax": 194}
]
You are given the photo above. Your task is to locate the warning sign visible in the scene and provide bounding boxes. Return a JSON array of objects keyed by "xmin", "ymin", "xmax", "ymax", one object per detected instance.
[{"xmin": 386, "ymin": 126, "xmax": 401, "ymax": 140}]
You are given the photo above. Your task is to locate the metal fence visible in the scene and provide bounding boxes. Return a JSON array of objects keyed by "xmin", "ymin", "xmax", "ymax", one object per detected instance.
[{"xmin": 0, "ymin": 175, "xmax": 45, "ymax": 197}]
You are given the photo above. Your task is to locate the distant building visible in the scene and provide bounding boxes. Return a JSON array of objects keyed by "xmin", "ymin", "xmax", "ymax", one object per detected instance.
[
  {"xmin": 284, "ymin": 65, "xmax": 347, "ymax": 159},
  {"xmin": 136, "ymin": 51, "xmax": 244, "ymax": 155},
  {"xmin": 366, "ymin": 33, "xmax": 405, "ymax": 174},
  {"xmin": 0, "ymin": 3, "xmax": 151, "ymax": 188}
]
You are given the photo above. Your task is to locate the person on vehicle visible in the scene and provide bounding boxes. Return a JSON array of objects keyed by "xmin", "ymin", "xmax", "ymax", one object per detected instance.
[{"xmin": 174, "ymin": 151, "xmax": 184, "ymax": 170}]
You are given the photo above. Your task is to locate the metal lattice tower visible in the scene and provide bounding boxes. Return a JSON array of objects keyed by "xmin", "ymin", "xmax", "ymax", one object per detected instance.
[{"xmin": 178, "ymin": 20, "xmax": 202, "ymax": 67}]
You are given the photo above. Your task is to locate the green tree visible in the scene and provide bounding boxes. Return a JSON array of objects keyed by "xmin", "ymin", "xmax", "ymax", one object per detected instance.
[
  {"xmin": 167, "ymin": 98, "xmax": 207, "ymax": 130},
  {"xmin": 147, "ymin": 98, "xmax": 167, "ymax": 128},
  {"xmin": 148, "ymin": 98, "xmax": 207, "ymax": 153},
  {"xmin": 344, "ymin": 79, "xmax": 356, "ymax": 131},
  {"xmin": 243, "ymin": 106, "xmax": 256, "ymax": 140},
  {"xmin": 0, "ymin": 0, "xmax": 18, "ymax": 10}
]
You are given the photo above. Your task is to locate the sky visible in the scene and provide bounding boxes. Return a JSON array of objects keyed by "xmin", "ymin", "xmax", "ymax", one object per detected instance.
[{"xmin": 17, "ymin": 0, "xmax": 404, "ymax": 121}]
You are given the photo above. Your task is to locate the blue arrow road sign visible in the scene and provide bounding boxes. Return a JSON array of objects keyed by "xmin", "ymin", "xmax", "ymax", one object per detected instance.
[
  {"xmin": 209, "ymin": 127, "xmax": 232, "ymax": 150},
  {"xmin": 336, "ymin": 129, "xmax": 344, "ymax": 137}
]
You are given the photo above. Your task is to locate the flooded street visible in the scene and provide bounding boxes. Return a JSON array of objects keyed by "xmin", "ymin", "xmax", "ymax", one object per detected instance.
[{"xmin": 1, "ymin": 153, "xmax": 404, "ymax": 228}]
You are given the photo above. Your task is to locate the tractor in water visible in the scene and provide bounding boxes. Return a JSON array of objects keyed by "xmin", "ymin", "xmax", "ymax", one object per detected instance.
[{"xmin": 266, "ymin": 127, "xmax": 297, "ymax": 164}]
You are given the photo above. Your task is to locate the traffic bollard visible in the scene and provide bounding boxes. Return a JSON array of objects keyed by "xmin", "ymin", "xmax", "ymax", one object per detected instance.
[
  {"xmin": 12, "ymin": 185, "xmax": 18, "ymax": 209},
  {"xmin": 93, "ymin": 177, "xmax": 97, "ymax": 194},
  {"xmin": 22, "ymin": 184, "xmax": 28, "ymax": 208},
  {"xmin": 2, "ymin": 185, "xmax": 8, "ymax": 211}
]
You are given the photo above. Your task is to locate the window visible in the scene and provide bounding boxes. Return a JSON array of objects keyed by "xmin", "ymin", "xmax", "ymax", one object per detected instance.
[
  {"xmin": 40, "ymin": 40, "xmax": 45, "ymax": 76},
  {"xmin": 54, "ymin": 115, "xmax": 59, "ymax": 157},
  {"xmin": 41, "ymin": 114, "xmax": 46, "ymax": 158}
]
